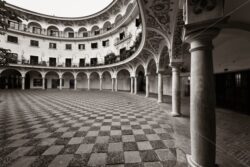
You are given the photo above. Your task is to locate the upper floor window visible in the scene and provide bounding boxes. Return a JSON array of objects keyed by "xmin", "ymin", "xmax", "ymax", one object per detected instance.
[
  {"xmin": 68, "ymin": 32, "xmax": 74, "ymax": 38},
  {"xmin": 102, "ymin": 40, "xmax": 109, "ymax": 47},
  {"xmin": 91, "ymin": 43, "xmax": 98, "ymax": 49},
  {"xmin": 66, "ymin": 44, "xmax": 72, "ymax": 50},
  {"xmin": 8, "ymin": 20, "xmax": 19, "ymax": 30},
  {"xmin": 120, "ymin": 32, "xmax": 125, "ymax": 40},
  {"xmin": 94, "ymin": 30, "xmax": 100, "ymax": 35},
  {"xmin": 7, "ymin": 35, "xmax": 18, "ymax": 43},
  {"xmin": 78, "ymin": 44, "xmax": 85, "ymax": 50},
  {"xmin": 30, "ymin": 40, "xmax": 39, "ymax": 47},
  {"xmin": 32, "ymin": 27, "xmax": 42, "ymax": 34},
  {"xmin": 49, "ymin": 43, "xmax": 57, "ymax": 49}
]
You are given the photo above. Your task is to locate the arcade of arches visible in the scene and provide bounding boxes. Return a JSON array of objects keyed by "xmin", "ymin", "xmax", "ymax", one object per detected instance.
[{"xmin": 0, "ymin": 0, "xmax": 250, "ymax": 167}]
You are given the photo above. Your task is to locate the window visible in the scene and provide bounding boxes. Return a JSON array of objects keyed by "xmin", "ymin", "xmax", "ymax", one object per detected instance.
[
  {"xmin": 91, "ymin": 58, "xmax": 98, "ymax": 66},
  {"xmin": 65, "ymin": 58, "xmax": 72, "ymax": 67},
  {"xmin": 30, "ymin": 40, "xmax": 39, "ymax": 47},
  {"xmin": 30, "ymin": 55, "xmax": 39, "ymax": 65},
  {"xmin": 94, "ymin": 30, "xmax": 100, "ymax": 35},
  {"xmin": 120, "ymin": 32, "xmax": 125, "ymax": 40},
  {"xmin": 8, "ymin": 21, "xmax": 19, "ymax": 30},
  {"xmin": 91, "ymin": 43, "xmax": 98, "ymax": 49},
  {"xmin": 68, "ymin": 32, "xmax": 74, "ymax": 38},
  {"xmin": 49, "ymin": 57, "xmax": 57, "ymax": 67},
  {"xmin": 102, "ymin": 40, "xmax": 109, "ymax": 47},
  {"xmin": 32, "ymin": 27, "xmax": 41, "ymax": 34},
  {"xmin": 79, "ymin": 58, "xmax": 85, "ymax": 67},
  {"xmin": 82, "ymin": 32, "xmax": 88, "ymax": 37},
  {"xmin": 7, "ymin": 35, "xmax": 18, "ymax": 43},
  {"xmin": 78, "ymin": 44, "xmax": 85, "ymax": 50},
  {"xmin": 66, "ymin": 44, "xmax": 72, "ymax": 50},
  {"xmin": 49, "ymin": 43, "xmax": 57, "ymax": 49}
]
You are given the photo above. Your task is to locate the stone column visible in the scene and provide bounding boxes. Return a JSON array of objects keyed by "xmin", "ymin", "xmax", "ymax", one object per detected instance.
[
  {"xmin": 134, "ymin": 76, "xmax": 137, "ymax": 94},
  {"xmin": 158, "ymin": 72, "xmax": 163, "ymax": 103},
  {"xmin": 100, "ymin": 77, "xmax": 103, "ymax": 91},
  {"xmin": 170, "ymin": 64, "xmax": 181, "ymax": 117},
  {"xmin": 74, "ymin": 78, "xmax": 77, "ymax": 90},
  {"xmin": 145, "ymin": 74, "xmax": 149, "ymax": 97},
  {"xmin": 112, "ymin": 78, "xmax": 114, "ymax": 92},
  {"xmin": 115, "ymin": 78, "xmax": 118, "ymax": 92},
  {"xmin": 130, "ymin": 77, "xmax": 134, "ymax": 94},
  {"xmin": 42, "ymin": 77, "xmax": 45, "ymax": 90},
  {"xmin": 185, "ymin": 29, "xmax": 219, "ymax": 167},
  {"xmin": 21, "ymin": 76, "xmax": 25, "ymax": 90},
  {"xmin": 59, "ymin": 77, "xmax": 62, "ymax": 90},
  {"xmin": 87, "ymin": 77, "xmax": 90, "ymax": 90}
]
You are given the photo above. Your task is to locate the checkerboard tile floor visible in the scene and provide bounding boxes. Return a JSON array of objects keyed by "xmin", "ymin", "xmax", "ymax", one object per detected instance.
[{"xmin": 0, "ymin": 90, "xmax": 185, "ymax": 167}]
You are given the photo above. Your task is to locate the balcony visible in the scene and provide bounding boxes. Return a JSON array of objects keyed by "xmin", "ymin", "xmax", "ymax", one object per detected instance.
[{"xmin": 114, "ymin": 33, "xmax": 132, "ymax": 46}]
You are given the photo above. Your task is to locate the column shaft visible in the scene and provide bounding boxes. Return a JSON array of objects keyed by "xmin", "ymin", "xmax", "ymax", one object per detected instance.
[
  {"xmin": 112, "ymin": 78, "xmax": 114, "ymax": 92},
  {"xmin": 42, "ymin": 77, "xmax": 45, "ymax": 90},
  {"xmin": 74, "ymin": 78, "xmax": 77, "ymax": 90},
  {"xmin": 171, "ymin": 67, "xmax": 181, "ymax": 116},
  {"xmin": 130, "ymin": 77, "xmax": 134, "ymax": 94},
  {"xmin": 100, "ymin": 78, "xmax": 103, "ymax": 91},
  {"xmin": 145, "ymin": 75, "xmax": 149, "ymax": 97},
  {"xmin": 88, "ymin": 78, "xmax": 90, "ymax": 90},
  {"xmin": 134, "ymin": 77, "xmax": 137, "ymax": 94},
  {"xmin": 59, "ymin": 77, "xmax": 62, "ymax": 90},
  {"xmin": 115, "ymin": 78, "xmax": 118, "ymax": 92},
  {"xmin": 158, "ymin": 73, "xmax": 163, "ymax": 103},
  {"xmin": 21, "ymin": 77, "xmax": 25, "ymax": 90},
  {"xmin": 186, "ymin": 29, "xmax": 219, "ymax": 167}
]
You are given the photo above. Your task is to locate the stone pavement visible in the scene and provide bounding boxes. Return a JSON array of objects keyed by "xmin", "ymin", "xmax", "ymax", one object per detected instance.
[{"xmin": 0, "ymin": 90, "xmax": 186, "ymax": 167}]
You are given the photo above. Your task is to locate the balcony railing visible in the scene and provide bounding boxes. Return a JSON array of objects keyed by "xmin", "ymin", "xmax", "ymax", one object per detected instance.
[
  {"xmin": 7, "ymin": 2, "xmax": 137, "ymax": 39},
  {"xmin": 114, "ymin": 33, "xmax": 132, "ymax": 46}
]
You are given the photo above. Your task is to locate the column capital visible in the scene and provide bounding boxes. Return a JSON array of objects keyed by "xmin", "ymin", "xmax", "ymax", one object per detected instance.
[{"xmin": 184, "ymin": 28, "xmax": 220, "ymax": 53}]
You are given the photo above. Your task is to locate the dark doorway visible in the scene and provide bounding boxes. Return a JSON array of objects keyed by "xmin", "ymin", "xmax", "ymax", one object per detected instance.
[
  {"xmin": 215, "ymin": 70, "xmax": 250, "ymax": 115},
  {"xmin": 137, "ymin": 71, "xmax": 145, "ymax": 93},
  {"xmin": 25, "ymin": 73, "xmax": 30, "ymax": 89},
  {"xmin": 52, "ymin": 79, "xmax": 58, "ymax": 89},
  {"xmin": 70, "ymin": 79, "xmax": 75, "ymax": 89}
]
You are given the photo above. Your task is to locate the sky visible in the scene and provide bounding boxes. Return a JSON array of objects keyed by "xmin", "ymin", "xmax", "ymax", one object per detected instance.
[{"xmin": 6, "ymin": 0, "xmax": 113, "ymax": 17}]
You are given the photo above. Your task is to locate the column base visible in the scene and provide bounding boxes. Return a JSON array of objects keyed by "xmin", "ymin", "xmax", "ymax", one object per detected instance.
[
  {"xmin": 171, "ymin": 112, "xmax": 181, "ymax": 117},
  {"xmin": 186, "ymin": 155, "xmax": 218, "ymax": 167},
  {"xmin": 157, "ymin": 100, "xmax": 162, "ymax": 103}
]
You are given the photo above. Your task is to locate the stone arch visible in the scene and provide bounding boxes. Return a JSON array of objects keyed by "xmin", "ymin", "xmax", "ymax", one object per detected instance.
[
  {"xmin": 62, "ymin": 72, "xmax": 75, "ymax": 89},
  {"xmin": 90, "ymin": 72, "xmax": 100, "ymax": 89},
  {"xmin": 76, "ymin": 72, "xmax": 88, "ymax": 89},
  {"xmin": 45, "ymin": 71, "xmax": 60, "ymax": 89},
  {"xmin": 91, "ymin": 25, "xmax": 100, "ymax": 35},
  {"xmin": 103, "ymin": 21, "xmax": 112, "ymax": 32},
  {"xmin": 64, "ymin": 27, "xmax": 74, "ymax": 38},
  {"xmin": 117, "ymin": 69, "xmax": 131, "ymax": 91},
  {"xmin": 146, "ymin": 58, "xmax": 158, "ymax": 95},
  {"xmin": 115, "ymin": 14, "xmax": 123, "ymax": 25},
  {"xmin": 25, "ymin": 70, "xmax": 43, "ymax": 89},
  {"xmin": 135, "ymin": 64, "xmax": 146, "ymax": 93},
  {"xmin": 0, "ymin": 69, "xmax": 22, "ymax": 89},
  {"xmin": 78, "ymin": 27, "xmax": 88, "ymax": 37},
  {"xmin": 102, "ymin": 71, "xmax": 112, "ymax": 90},
  {"xmin": 47, "ymin": 25, "xmax": 59, "ymax": 36},
  {"xmin": 27, "ymin": 22, "xmax": 42, "ymax": 34}
]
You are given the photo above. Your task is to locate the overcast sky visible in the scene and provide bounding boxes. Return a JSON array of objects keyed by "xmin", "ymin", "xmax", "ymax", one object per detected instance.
[{"xmin": 6, "ymin": 0, "xmax": 113, "ymax": 17}]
